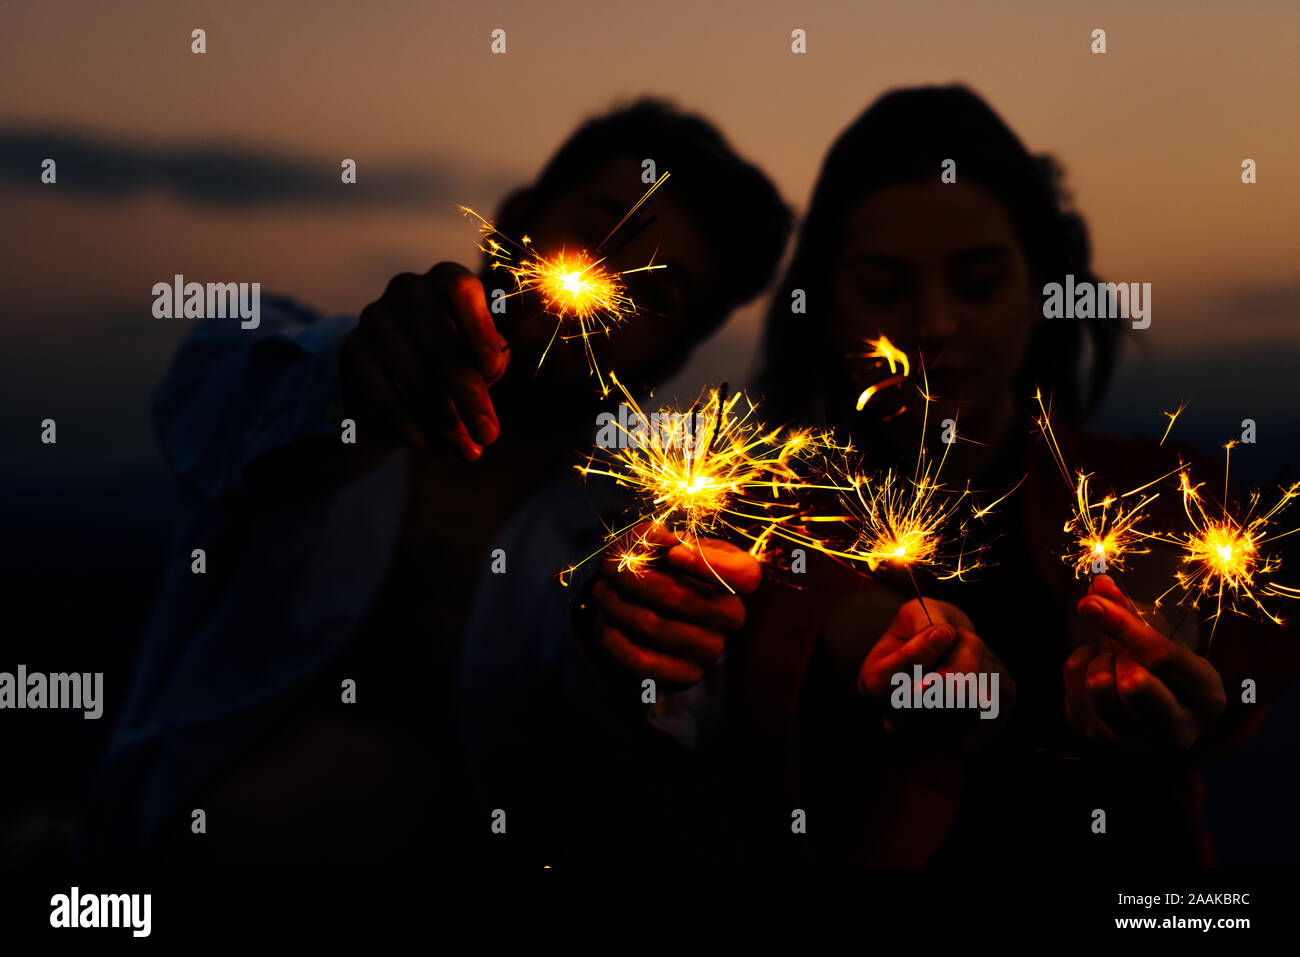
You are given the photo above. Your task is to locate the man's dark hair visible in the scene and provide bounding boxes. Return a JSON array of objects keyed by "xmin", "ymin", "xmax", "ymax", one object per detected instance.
[
  {"xmin": 494, "ymin": 97, "xmax": 792, "ymax": 324},
  {"xmin": 758, "ymin": 84, "xmax": 1122, "ymax": 428}
]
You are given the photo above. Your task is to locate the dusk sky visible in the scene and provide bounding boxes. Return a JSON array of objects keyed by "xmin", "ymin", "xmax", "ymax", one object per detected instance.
[{"xmin": 2, "ymin": 0, "xmax": 1297, "ymax": 474}]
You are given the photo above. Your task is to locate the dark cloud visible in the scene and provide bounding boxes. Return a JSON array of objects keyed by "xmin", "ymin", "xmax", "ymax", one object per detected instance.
[{"xmin": 0, "ymin": 125, "xmax": 517, "ymax": 208}]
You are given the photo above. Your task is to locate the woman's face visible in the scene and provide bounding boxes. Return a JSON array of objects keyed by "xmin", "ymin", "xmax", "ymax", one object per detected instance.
[{"xmin": 831, "ymin": 179, "xmax": 1039, "ymax": 445}]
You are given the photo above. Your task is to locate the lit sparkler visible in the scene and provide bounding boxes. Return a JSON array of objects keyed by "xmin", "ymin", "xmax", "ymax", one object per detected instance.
[
  {"xmin": 789, "ymin": 361, "xmax": 1023, "ymax": 621},
  {"xmin": 1032, "ymin": 388, "xmax": 1177, "ymax": 580},
  {"xmin": 558, "ymin": 373, "xmax": 840, "ymax": 591},
  {"xmin": 1148, "ymin": 442, "xmax": 1300, "ymax": 634},
  {"xmin": 459, "ymin": 172, "xmax": 671, "ymax": 394}
]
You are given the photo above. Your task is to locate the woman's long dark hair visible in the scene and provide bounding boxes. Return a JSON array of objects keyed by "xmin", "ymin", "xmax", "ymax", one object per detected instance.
[{"xmin": 757, "ymin": 85, "xmax": 1121, "ymax": 431}]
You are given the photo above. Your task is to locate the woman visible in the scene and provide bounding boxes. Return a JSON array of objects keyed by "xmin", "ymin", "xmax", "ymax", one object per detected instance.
[
  {"xmin": 736, "ymin": 84, "xmax": 1290, "ymax": 866},
  {"xmin": 577, "ymin": 85, "xmax": 1293, "ymax": 866}
]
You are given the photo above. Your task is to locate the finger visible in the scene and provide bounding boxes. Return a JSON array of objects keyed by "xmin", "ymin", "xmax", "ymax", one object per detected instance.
[
  {"xmin": 1092, "ymin": 575, "xmax": 1176, "ymax": 632},
  {"xmin": 400, "ymin": 303, "xmax": 499, "ymax": 447},
  {"xmin": 383, "ymin": 274, "xmax": 500, "ymax": 448},
  {"xmin": 435, "ymin": 354, "xmax": 500, "ymax": 447},
  {"xmin": 591, "ymin": 580, "xmax": 725, "ymax": 667},
  {"xmin": 428, "ymin": 262, "xmax": 508, "ymax": 381},
  {"xmin": 363, "ymin": 317, "xmax": 481, "ymax": 461},
  {"xmin": 1090, "ymin": 574, "xmax": 1137, "ymax": 613},
  {"xmin": 931, "ymin": 626, "xmax": 985, "ymax": 676},
  {"xmin": 1072, "ymin": 656, "xmax": 1120, "ymax": 744},
  {"xmin": 340, "ymin": 338, "xmax": 429, "ymax": 450},
  {"xmin": 881, "ymin": 598, "xmax": 972, "ymax": 646},
  {"xmin": 595, "ymin": 613, "xmax": 704, "ymax": 690},
  {"xmin": 628, "ymin": 522, "xmax": 684, "ymax": 548},
  {"xmin": 927, "ymin": 628, "xmax": 1014, "ymax": 720},
  {"xmin": 1085, "ymin": 650, "xmax": 1140, "ymax": 741},
  {"xmin": 936, "ymin": 601, "xmax": 977, "ymax": 633},
  {"xmin": 1078, "ymin": 593, "xmax": 1170, "ymax": 664},
  {"xmin": 1143, "ymin": 651, "xmax": 1228, "ymax": 719},
  {"xmin": 1078, "ymin": 594, "xmax": 1225, "ymax": 707},
  {"xmin": 882, "ymin": 599, "xmax": 939, "ymax": 640},
  {"xmin": 362, "ymin": 304, "xmax": 451, "ymax": 430},
  {"xmin": 662, "ymin": 538, "xmax": 762, "ymax": 595},
  {"xmin": 859, "ymin": 623, "xmax": 957, "ymax": 698},
  {"xmin": 1112, "ymin": 653, "xmax": 1194, "ymax": 748},
  {"xmin": 602, "ymin": 564, "xmax": 746, "ymax": 632}
]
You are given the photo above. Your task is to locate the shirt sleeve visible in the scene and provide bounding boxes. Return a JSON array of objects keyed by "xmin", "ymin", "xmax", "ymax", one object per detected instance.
[
  {"xmin": 644, "ymin": 654, "xmax": 728, "ymax": 751},
  {"xmin": 152, "ymin": 293, "xmax": 357, "ymax": 502}
]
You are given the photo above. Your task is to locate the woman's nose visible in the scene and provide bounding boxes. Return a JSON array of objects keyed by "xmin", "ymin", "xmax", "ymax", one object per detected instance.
[{"xmin": 916, "ymin": 280, "xmax": 959, "ymax": 343}]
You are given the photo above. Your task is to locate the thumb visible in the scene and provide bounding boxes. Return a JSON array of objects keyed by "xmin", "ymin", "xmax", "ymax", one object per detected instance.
[
  {"xmin": 1078, "ymin": 593, "xmax": 1168, "ymax": 661},
  {"xmin": 1090, "ymin": 574, "xmax": 1136, "ymax": 613}
]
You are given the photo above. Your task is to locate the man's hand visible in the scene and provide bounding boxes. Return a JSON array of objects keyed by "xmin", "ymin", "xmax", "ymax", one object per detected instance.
[
  {"xmin": 340, "ymin": 262, "xmax": 509, "ymax": 461},
  {"xmin": 1066, "ymin": 574, "xmax": 1227, "ymax": 752},
  {"xmin": 859, "ymin": 597, "xmax": 1016, "ymax": 737},
  {"xmin": 579, "ymin": 523, "xmax": 761, "ymax": 691}
]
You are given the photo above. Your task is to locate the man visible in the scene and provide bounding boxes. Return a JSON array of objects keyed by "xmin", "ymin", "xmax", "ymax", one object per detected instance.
[{"xmin": 83, "ymin": 98, "xmax": 791, "ymax": 865}]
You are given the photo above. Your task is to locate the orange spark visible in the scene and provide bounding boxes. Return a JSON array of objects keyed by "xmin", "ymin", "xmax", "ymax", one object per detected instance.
[
  {"xmin": 852, "ymin": 335, "xmax": 912, "ymax": 411},
  {"xmin": 558, "ymin": 374, "xmax": 841, "ymax": 591},
  {"xmin": 790, "ymin": 360, "xmax": 1021, "ymax": 583},
  {"xmin": 1148, "ymin": 443, "xmax": 1300, "ymax": 635},
  {"xmin": 1159, "ymin": 403, "xmax": 1186, "ymax": 447},
  {"xmin": 458, "ymin": 171, "xmax": 671, "ymax": 394},
  {"xmin": 1033, "ymin": 388, "xmax": 1177, "ymax": 579}
]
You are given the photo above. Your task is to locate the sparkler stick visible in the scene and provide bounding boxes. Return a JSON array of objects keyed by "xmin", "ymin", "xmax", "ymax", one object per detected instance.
[
  {"xmin": 459, "ymin": 172, "xmax": 672, "ymax": 395},
  {"xmin": 1031, "ymin": 389, "xmax": 1192, "ymax": 653},
  {"xmin": 907, "ymin": 566, "xmax": 933, "ymax": 625}
]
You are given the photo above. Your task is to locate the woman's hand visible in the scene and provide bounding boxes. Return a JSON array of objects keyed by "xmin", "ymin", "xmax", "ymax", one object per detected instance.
[
  {"xmin": 859, "ymin": 597, "xmax": 1015, "ymax": 739},
  {"xmin": 1066, "ymin": 574, "xmax": 1226, "ymax": 752}
]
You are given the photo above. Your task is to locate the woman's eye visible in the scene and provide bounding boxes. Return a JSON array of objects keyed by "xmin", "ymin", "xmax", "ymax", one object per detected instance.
[{"xmin": 951, "ymin": 273, "xmax": 1004, "ymax": 302}]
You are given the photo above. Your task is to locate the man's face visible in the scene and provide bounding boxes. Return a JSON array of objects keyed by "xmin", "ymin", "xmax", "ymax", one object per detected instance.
[
  {"xmin": 830, "ymin": 179, "xmax": 1039, "ymax": 444},
  {"xmin": 497, "ymin": 156, "xmax": 724, "ymax": 394}
]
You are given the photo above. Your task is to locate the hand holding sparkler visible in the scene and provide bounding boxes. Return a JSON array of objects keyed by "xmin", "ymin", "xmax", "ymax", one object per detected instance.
[
  {"xmin": 576, "ymin": 521, "xmax": 760, "ymax": 691},
  {"xmin": 340, "ymin": 262, "xmax": 509, "ymax": 461},
  {"xmin": 859, "ymin": 597, "xmax": 1016, "ymax": 739},
  {"xmin": 1066, "ymin": 574, "xmax": 1226, "ymax": 752},
  {"xmin": 560, "ymin": 375, "xmax": 839, "ymax": 590}
]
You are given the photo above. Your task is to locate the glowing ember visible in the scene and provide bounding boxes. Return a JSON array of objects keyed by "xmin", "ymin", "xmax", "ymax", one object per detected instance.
[
  {"xmin": 853, "ymin": 335, "xmax": 912, "ymax": 411},
  {"xmin": 559, "ymin": 374, "xmax": 838, "ymax": 590},
  {"xmin": 791, "ymin": 360, "xmax": 1021, "ymax": 584},
  {"xmin": 1033, "ymin": 388, "xmax": 1175, "ymax": 579},
  {"xmin": 458, "ymin": 172, "xmax": 671, "ymax": 394},
  {"xmin": 1149, "ymin": 444, "xmax": 1300, "ymax": 633}
]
